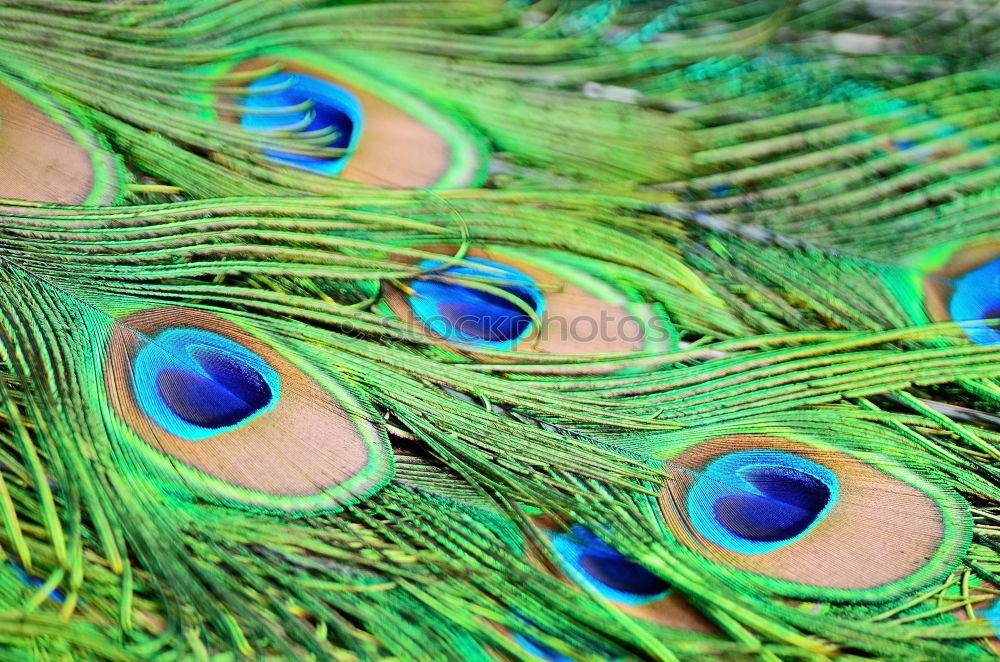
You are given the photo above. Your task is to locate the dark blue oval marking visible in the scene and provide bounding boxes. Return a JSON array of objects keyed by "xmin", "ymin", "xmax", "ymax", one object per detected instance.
[
  {"xmin": 550, "ymin": 525, "xmax": 670, "ymax": 605},
  {"xmin": 156, "ymin": 349, "xmax": 272, "ymax": 429},
  {"xmin": 686, "ymin": 450, "xmax": 838, "ymax": 554},
  {"xmin": 408, "ymin": 258, "xmax": 544, "ymax": 350},
  {"xmin": 242, "ymin": 72, "xmax": 363, "ymax": 175},
  {"xmin": 712, "ymin": 467, "xmax": 831, "ymax": 542},
  {"xmin": 133, "ymin": 329, "xmax": 280, "ymax": 440}
]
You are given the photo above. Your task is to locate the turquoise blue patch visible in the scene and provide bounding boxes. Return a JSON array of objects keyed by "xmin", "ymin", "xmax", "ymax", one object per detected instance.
[
  {"xmin": 686, "ymin": 451, "xmax": 838, "ymax": 555},
  {"xmin": 549, "ymin": 525, "xmax": 670, "ymax": 606},
  {"xmin": 132, "ymin": 329, "xmax": 280, "ymax": 440},
  {"xmin": 981, "ymin": 596, "xmax": 1000, "ymax": 632},
  {"xmin": 242, "ymin": 72, "xmax": 363, "ymax": 175},
  {"xmin": 408, "ymin": 258, "xmax": 544, "ymax": 350},
  {"xmin": 948, "ymin": 257, "xmax": 1000, "ymax": 345},
  {"xmin": 513, "ymin": 633, "xmax": 575, "ymax": 662}
]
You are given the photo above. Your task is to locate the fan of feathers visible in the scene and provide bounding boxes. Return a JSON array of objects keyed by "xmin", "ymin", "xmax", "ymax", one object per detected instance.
[{"xmin": 2, "ymin": 0, "xmax": 1000, "ymax": 660}]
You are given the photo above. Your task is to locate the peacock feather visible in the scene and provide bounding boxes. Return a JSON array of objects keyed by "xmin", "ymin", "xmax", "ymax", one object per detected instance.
[{"xmin": 0, "ymin": 1, "xmax": 1000, "ymax": 660}]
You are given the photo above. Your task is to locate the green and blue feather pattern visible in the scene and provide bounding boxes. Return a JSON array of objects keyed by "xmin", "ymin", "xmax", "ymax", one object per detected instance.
[{"xmin": 0, "ymin": 1, "xmax": 999, "ymax": 660}]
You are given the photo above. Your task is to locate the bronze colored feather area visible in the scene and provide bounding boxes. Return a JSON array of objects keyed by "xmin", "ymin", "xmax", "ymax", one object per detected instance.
[
  {"xmin": 103, "ymin": 307, "xmax": 389, "ymax": 507},
  {"xmin": 0, "ymin": 77, "xmax": 119, "ymax": 204}
]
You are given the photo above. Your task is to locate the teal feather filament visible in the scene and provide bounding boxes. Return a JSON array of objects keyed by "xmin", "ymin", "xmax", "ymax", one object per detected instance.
[
  {"xmin": 131, "ymin": 329, "xmax": 280, "ymax": 440},
  {"xmin": 685, "ymin": 451, "xmax": 838, "ymax": 555}
]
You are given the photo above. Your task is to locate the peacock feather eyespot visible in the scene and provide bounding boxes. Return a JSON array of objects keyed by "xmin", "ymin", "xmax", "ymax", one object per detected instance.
[
  {"xmin": 408, "ymin": 258, "xmax": 544, "ymax": 350},
  {"xmin": 549, "ymin": 525, "xmax": 671, "ymax": 606},
  {"xmin": 212, "ymin": 50, "xmax": 486, "ymax": 188},
  {"xmin": 241, "ymin": 72, "xmax": 363, "ymax": 176},
  {"xmin": 685, "ymin": 451, "xmax": 838, "ymax": 554},
  {"xmin": 524, "ymin": 515, "xmax": 715, "ymax": 632},
  {"xmin": 383, "ymin": 245, "xmax": 668, "ymax": 360},
  {"xmin": 104, "ymin": 308, "xmax": 393, "ymax": 512},
  {"xmin": 131, "ymin": 329, "xmax": 280, "ymax": 440},
  {"xmin": 659, "ymin": 435, "xmax": 971, "ymax": 601}
]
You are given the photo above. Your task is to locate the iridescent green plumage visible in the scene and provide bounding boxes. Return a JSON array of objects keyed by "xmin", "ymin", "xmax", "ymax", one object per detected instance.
[{"xmin": 0, "ymin": 1, "xmax": 999, "ymax": 660}]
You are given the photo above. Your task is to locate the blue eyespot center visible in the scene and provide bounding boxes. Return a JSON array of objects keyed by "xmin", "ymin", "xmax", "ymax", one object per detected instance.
[
  {"xmin": 712, "ymin": 467, "xmax": 831, "ymax": 543},
  {"xmin": 550, "ymin": 525, "xmax": 670, "ymax": 605},
  {"xmin": 156, "ymin": 349, "xmax": 273, "ymax": 429},
  {"xmin": 577, "ymin": 553, "xmax": 671, "ymax": 597},
  {"xmin": 408, "ymin": 258, "xmax": 544, "ymax": 350},
  {"xmin": 241, "ymin": 73, "xmax": 363, "ymax": 175},
  {"xmin": 686, "ymin": 451, "xmax": 838, "ymax": 555},
  {"xmin": 947, "ymin": 256, "xmax": 1000, "ymax": 345},
  {"xmin": 132, "ymin": 329, "xmax": 280, "ymax": 440}
]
